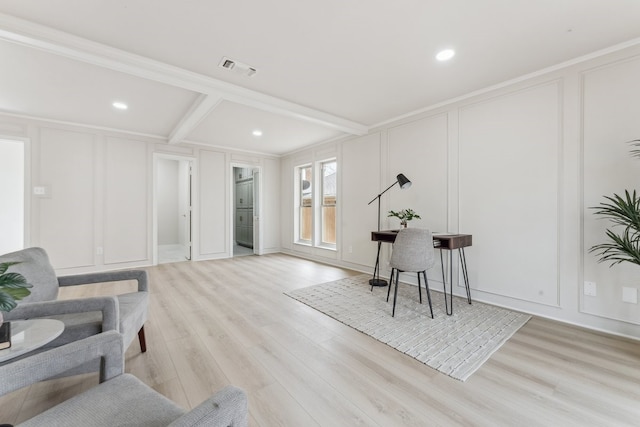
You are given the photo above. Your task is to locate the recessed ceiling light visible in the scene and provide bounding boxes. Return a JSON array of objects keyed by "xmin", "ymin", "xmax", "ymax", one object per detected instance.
[
  {"xmin": 436, "ymin": 49, "xmax": 455, "ymax": 62},
  {"xmin": 252, "ymin": 129, "xmax": 263, "ymax": 137},
  {"xmin": 112, "ymin": 101, "xmax": 128, "ymax": 110}
]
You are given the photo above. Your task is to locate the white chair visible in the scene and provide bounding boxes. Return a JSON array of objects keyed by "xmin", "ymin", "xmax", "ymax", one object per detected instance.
[{"xmin": 387, "ymin": 228, "xmax": 436, "ymax": 318}]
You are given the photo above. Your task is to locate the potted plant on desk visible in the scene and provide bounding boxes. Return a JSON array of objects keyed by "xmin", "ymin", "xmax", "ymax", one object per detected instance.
[{"xmin": 388, "ymin": 208, "xmax": 421, "ymax": 228}]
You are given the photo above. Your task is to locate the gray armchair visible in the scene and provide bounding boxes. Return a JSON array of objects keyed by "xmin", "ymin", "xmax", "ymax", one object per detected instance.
[
  {"xmin": 0, "ymin": 247, "xmax": 148, "ymax": 373},
  {"xmin": 0, "ymin": 331, "xmax": 248, "ymax": 426}
]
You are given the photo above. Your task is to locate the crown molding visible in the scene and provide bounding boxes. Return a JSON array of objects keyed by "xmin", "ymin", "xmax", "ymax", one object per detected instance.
[
  {"xmin": 0, "ymin": 13, "xmax": 368, "ymax": 136},
  {"xmin": 0, "ymin": 110, "xmax": 167, "ymax": 141},
  {"xmin": 372, "ymin": 37, "xmax": 640, "ymax": 130}
]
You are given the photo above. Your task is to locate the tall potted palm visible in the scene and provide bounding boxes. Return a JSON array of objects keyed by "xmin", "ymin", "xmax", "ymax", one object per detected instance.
[{"xmin": 590, "ymin": 139, "xmax": 640, "ymax": 266}]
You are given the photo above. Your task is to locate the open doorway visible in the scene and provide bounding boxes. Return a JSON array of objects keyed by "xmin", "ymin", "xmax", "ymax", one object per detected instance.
[
  {"xmin": 0, "ymin": 139, "xmax": 26, "ymax": 254},
  {"xmin": 232, "ymin": 166, "xmax": 261, "ymax": 257},
  {"xmin": 154, "ymin": 155, "xmax": 193, "ymax": 264}
]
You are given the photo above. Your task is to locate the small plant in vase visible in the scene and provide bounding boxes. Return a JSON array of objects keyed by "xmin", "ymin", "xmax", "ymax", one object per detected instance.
[
  {"xmin": 0, "ymin": 262, "xmax": 32, "ymax": 325},
  {"xmin": 388, "ymin": 209, "xmax": 421, "ymax": 228}
]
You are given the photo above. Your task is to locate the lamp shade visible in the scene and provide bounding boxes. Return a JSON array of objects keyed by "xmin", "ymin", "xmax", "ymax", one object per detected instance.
[{"xmin": 397, "ymin": 173, "xmax": 411, "ymax": 189}]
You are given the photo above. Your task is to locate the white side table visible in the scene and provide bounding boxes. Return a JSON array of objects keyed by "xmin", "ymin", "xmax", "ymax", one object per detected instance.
[{"xmin": 0, "ymin": 319, "xmax": 65, "ymax": 363}]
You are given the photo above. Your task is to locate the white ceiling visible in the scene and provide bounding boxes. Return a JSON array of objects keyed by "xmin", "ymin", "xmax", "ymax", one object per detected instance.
[{"xmin": 1, "ymin": 0, "xmax": 639, "ymax": 155}]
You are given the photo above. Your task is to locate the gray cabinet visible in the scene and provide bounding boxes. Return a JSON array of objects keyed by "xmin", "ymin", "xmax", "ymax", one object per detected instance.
[{"xmin": 234, "ymin": 169, "xmax": 254, "ymax": 248}]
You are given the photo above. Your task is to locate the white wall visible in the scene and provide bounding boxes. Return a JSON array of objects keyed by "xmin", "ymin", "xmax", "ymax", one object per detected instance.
[
  {"xmin": 199, "ymin": 150, "xmax": 227, "ymax": 257},
  {"xmin": 0, "ymin": 139, "xmax": 25, "ymax": 254},
  {"xmin": 281, "ymin": 44, "xmax": 640, "ymax": 339},
  {"xmin": 104, "ymin": 137, "xmax": 148, "ymax": 265},
  {"xmin": 0, "ymin": 116, "xmax": 281, "ymax": 274}
]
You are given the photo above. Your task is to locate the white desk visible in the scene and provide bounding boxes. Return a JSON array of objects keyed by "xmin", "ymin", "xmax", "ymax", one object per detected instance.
[{"xmin": 0, "ymin": 319, "xmax": 65, "ymax": 363}]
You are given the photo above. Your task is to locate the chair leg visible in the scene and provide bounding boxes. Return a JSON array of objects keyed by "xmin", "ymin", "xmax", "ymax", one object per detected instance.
[
  {"xmin": 417, "ymin": 272, "xmax": 423, "ymax": 304},
  {"xmin": 138, "ymin": 326, "xmax": 147, "ymax": 353},
  {"xmin": 392, "ymin": 270, "xmax": 400, "ymax": 317},
  {"xmin": 387, "ymin": 269, "xmax": 395, "ymax": 302},
  {"xmin": 423, "ymin": 271, "xmax": 434, "ymax": 319}
]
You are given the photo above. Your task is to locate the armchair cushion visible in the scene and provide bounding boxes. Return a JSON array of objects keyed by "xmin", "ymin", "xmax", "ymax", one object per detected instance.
[
  {"xmin": 0, "ymin": 332, "xmax": 249, "ymax": 427},
  {"xmin": 19, "ymin": 374, "xmax": 185, "ymax": 427}
]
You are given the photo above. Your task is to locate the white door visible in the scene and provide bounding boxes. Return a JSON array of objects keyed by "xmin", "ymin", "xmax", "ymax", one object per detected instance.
[
  {"xmin": 178, "ymin": 161, "xmax": 192, "ymax": 260},
  {"xmin": 0, "ymin": 139, "xmax": 25, "ymax": 254},
  {"xmin": 252, "ymin": 168, "xmax": 261, "ymax": 255}
]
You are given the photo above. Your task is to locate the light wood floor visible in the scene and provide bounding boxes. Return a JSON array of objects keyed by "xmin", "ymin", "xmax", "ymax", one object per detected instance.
[{"xmin": 2, "ymin": 254, "xmax": 640, "ymax": 426}]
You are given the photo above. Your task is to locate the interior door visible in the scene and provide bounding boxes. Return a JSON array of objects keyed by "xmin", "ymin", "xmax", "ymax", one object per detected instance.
[
  {"xmin": 179, "ymin": 161, "xmax": 192, "ymax": 261},
  {"xmin": 252, "ymin": 168, "xmax": 261, "ymax": 255}
]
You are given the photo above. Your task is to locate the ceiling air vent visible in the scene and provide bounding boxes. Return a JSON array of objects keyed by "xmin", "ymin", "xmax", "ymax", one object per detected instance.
[
  {"xmin": 221, "ymin": 58, "xmax": 235, "ymax": 70},
  {"xmin": 218, "ymin": 57, "xmax": 257, "ymax": 77}
]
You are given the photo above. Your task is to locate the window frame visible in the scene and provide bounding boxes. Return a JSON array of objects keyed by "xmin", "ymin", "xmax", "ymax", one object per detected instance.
[
  {"xmin": 295, "ymin": 164, "xmax": 313, "ymax": 245},
  {"xmin": 317, "ymin": 159, "xmax": 337, "ymax": 249},
  {"xmin": 294, "ymin": 158, "xmax": 338, "ymax": 251}
]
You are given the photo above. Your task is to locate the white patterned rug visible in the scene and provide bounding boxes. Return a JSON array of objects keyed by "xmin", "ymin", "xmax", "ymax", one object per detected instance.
[{"xmin": 285, "ymin": 274, "xmax": 530, "ymax": 381}]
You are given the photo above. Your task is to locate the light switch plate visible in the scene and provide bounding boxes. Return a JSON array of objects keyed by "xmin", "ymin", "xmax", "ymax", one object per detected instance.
[
  {"xmin": 622, "ymin": 287, "xmax": 638, "ymax": 304},
  {"xmin": 584, "ymin": 281, "xmax": 597, "ymax": 296}
]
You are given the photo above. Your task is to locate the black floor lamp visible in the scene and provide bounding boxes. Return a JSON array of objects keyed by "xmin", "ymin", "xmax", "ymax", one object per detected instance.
[{"xmin": 368, "ymin": 173, "xmax": 412, "ymax": 287}]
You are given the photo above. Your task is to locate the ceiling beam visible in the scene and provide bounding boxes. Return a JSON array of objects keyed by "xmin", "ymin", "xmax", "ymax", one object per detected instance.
[
  {"xmin": 168, "ymin": 94, "xmax": 223, "ymax": 144},
  {"xmin": 0, "ymin": 13, "xmax": 368, "ymax": 136}
]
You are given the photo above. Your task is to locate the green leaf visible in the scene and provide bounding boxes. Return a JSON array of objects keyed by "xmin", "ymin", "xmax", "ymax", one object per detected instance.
[
  {"xmin": 0, "ymin": 290, "xmax": 18, "ymax": 312},
  {"xmin": 0, "ymin": 262, "xmax": 21, "ymax": 275},
  {"xmin": 3, "ymin": 287, "xmax": 31, "ymax": 299},
  {"xmin": 590, "ymin": 226, "xmax": 640, "ymax": 267},
  {"xmin": 0, "ymin": 272, "xmax": 29, "ymax": 287}
]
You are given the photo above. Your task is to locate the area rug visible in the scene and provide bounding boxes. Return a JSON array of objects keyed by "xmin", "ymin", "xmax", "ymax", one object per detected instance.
[{"xmin": 285, "ymin": 274, "xmax": 530, "ymax": 381}]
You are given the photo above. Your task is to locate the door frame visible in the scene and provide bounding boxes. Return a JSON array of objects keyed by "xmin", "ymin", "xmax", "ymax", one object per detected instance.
[
  {"xmin": 152, "ymin": 153, "xmax": 197, "ymax": 265},
  {"xmin": 230, "ymin": 163, "xmax": 263, "ymax": 256}
]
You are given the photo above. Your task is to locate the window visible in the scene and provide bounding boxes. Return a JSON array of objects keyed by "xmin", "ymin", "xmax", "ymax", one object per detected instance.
[
  {"xmin": 320, "ymin": 160, "xmax": 336, "ymax": 245},
  {"xmin": 298, "ymin": 165, "xmax": 312, "ymax": 243},
  {"xmin": 295, "ymin": 159, "xmax": 337, "ymax": 249}
]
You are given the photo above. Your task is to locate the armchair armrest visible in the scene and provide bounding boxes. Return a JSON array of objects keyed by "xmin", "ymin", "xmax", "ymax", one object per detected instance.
[
  {"xmin": 58, "ymin": 269, "xmax": 149, "ymax": 292},
  {"xmin": 0, "ymin": 331, "xmax": 124, "ymax": 397},
  {"xmin": 3, "ymin": 296, "xmax": 119, "ymax": 332},
  {"xmin": 168, "ymin": 386, "xmax": 248, "ymax": 427}
]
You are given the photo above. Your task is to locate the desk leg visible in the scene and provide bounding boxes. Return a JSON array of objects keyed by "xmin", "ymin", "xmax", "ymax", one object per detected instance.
[
  {"xmin": 369, "ymin": 241, "xmax": 388, "ymax": 289},
  {"xmin": 459, "ymin": 248, "xmax": 472, "ymax": 304},
  {"xmin": 440, "ymin": 250, "xmax": 454, "ymax": 315},
  {"xmin": 440, "ymin": 248, "xmax": 472, "ymax": 315}
]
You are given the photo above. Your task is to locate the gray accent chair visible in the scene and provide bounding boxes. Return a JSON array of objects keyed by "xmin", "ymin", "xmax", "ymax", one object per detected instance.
[
  {"xmin": 0, "ymin": 331, "xmax": 248, "ymax": 427},
  {"xmin": 387, "ymin": 228, "xmax": 436, "ymax": 318},
  {"xmin": 0, "ymin": 247, "xmax": 148, "ymax": 373}
]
